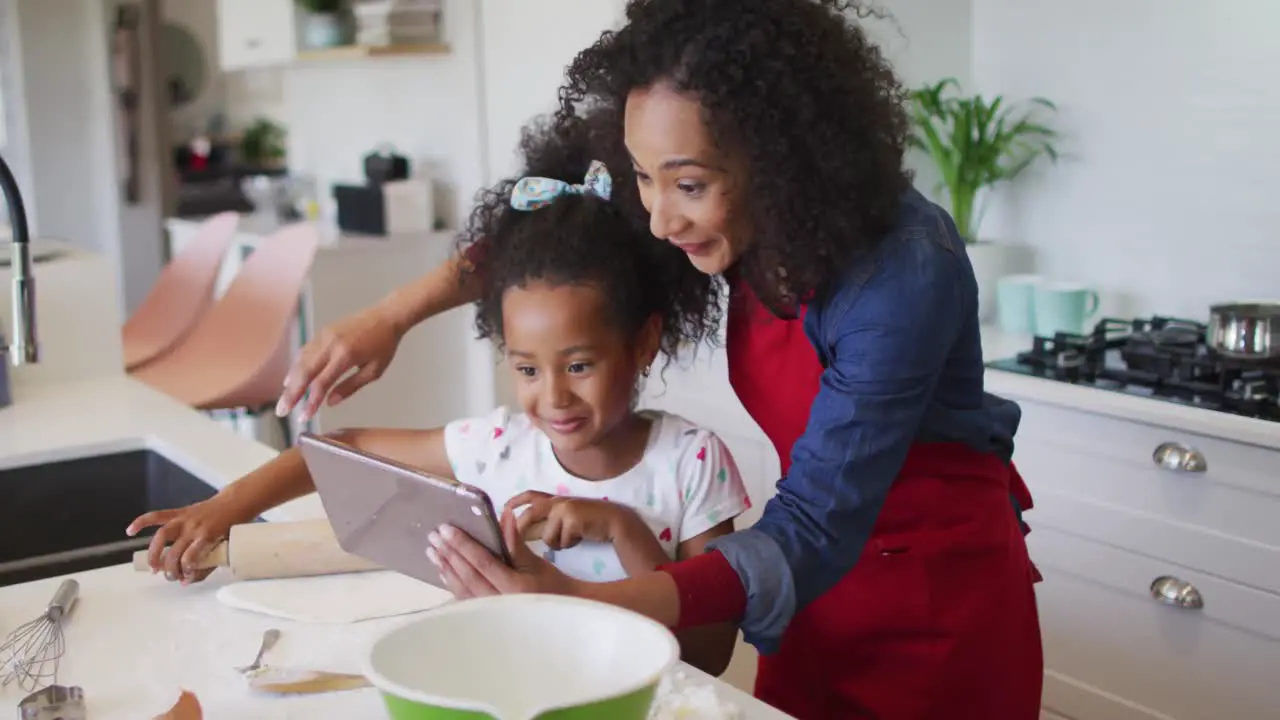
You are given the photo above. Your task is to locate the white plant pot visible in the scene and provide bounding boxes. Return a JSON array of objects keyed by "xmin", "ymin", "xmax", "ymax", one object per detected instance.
[{"xmin": 965, "ymin": 240, "xmax": 1010, "ymax": 324}]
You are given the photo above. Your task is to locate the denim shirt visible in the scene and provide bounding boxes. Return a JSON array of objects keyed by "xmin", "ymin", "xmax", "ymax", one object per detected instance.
[{"xmin": 705, "ymin": 187, "xmax": 1024, "ymax": 654}]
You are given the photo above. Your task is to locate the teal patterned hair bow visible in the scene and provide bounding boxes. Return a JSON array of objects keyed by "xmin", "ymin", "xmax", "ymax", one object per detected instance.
[{"xmin": 510, "ymin": 160, "xmax": 613, "ymax": 211}]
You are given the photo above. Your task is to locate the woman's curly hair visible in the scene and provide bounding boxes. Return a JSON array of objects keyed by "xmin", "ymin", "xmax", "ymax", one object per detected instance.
[
  {"xmin": 456, "ymin": 117, "xmax": 722, "ymax": 366},
  {"xmin": 555, "ymin": 0, "xmax": 913, "ymax": 313}
]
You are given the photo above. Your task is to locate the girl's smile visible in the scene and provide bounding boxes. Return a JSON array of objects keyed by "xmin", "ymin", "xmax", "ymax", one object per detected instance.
[{"xmin": 501, "ymin": 280, "xmax": 659, "ymax": 480}]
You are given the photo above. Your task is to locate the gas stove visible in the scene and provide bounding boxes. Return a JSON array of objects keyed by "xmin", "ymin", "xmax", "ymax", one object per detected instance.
[{"xmin": 986, "ymin": 316, "xmax": 1280, "ymax": 423}]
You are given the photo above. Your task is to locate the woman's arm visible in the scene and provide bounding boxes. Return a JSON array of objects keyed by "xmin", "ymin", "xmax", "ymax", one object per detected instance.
[
  {"xmin": 278, "ymin": 250, "xmax": 484, "ymax": 419},
  {"xmin": 380, "ymin": 252, "xmax": 484, "ymax": 336}
]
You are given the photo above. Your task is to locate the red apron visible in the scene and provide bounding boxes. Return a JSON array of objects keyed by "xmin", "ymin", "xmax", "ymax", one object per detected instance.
[{"xmin": 727, "ymin": 285, "xmax": 1043, "ymax": 720}]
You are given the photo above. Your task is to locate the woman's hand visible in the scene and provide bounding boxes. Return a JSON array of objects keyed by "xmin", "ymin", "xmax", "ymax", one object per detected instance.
[
  {"xmin": 275, "ymin": 303, "xmax": 406, "ymax": 422},
  {"xmin": 126, "ymin": 496, "xmax": 251, "ymax": 584},
  {"xmin": 504, "ymin": 491, "xmax": 638, "ymax": 550},
  {"xmin": 428, "ymin": 509, "xmax": 578, "ymax": 599}
]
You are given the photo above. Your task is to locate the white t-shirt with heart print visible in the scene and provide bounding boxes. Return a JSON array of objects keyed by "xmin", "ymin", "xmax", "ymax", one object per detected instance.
[{"xmin": 443, "ymin": 407, "xmax": 752, "ymax": 583}]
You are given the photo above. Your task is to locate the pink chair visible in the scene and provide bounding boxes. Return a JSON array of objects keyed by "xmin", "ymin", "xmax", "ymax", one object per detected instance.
[
  {"xmin": 131, "ymin": 223, "xmax": 320, "ymax": 441},
  {"xmin": 122, "ymin": 212, "xmax": 241, "ymax": 371}
]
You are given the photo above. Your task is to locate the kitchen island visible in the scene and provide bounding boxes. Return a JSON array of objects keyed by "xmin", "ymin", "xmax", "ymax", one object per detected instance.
[{"xmin": 0, "ymin": 377, "xmax": 792, "ymax": 718}]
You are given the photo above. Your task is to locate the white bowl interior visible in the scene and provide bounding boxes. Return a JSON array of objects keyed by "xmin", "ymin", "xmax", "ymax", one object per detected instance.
[{"xmin": 366, "ymin": 595, "xmax": 679, "ymax": 717}]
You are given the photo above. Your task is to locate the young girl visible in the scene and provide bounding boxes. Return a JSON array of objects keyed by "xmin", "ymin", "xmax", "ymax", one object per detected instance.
[{"xmin": 127, "ymin": 132, "xmax": 750, "ymax": 675}]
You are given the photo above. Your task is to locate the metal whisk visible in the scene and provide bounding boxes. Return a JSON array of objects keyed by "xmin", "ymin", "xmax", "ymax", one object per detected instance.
[{"xmin": 0, "ymin": 578, "xmax": 79, "ymax": 691}]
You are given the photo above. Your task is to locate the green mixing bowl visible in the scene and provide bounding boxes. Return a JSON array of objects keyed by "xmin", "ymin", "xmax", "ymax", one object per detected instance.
[{"xmin": 363, "ymin": 594, "xmax": 680, "ymax": 720}]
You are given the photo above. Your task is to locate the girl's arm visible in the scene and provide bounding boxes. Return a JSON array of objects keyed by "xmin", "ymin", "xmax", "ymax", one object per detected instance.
[
  {"xmin": 603, "ymin": 509, "xmax": 739, "ymax": 676},
  {"xmin": 211, "ymin": 428, "xmax": 454, "ymax": 522},
  {"xmin": 610, "ymin": 514, "xmax": 673, "ymax": 578},
  {"xmin": 130, "ymin": 426, "xmax": 454, "ymax": 579},
  {"xmin": 670, "ymin": 522, "xmax": 739, "ymax": 677}
]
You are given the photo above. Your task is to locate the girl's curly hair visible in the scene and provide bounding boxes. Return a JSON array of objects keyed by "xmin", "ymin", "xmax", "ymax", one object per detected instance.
[
  {"xmin": 456, "ymin": 116, "xmax": 722, "ymax": 365},
  {"xmin": 555, "ymin": 0, "xmax": 913, "ymax": 313}
]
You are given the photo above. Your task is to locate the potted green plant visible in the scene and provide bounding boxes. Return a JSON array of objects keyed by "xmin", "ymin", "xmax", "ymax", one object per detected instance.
[
  {"xmin": 908, "ymin": 77, "xmax": 1059, "ymax": 320},
  {"xmin": 297, "ymin": 0, "xmax": 348, "ymax": 49},
  {"xmin": 239, "ymin": 117, "xmax": 287, "ymax": 170}
]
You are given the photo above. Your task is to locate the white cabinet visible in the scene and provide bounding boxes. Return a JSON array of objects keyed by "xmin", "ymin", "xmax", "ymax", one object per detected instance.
[
  {"xmin": 1032, "ymin": 526, "xmax": 1280, "ymax": 719},
  {"xmin": 216, "ymin": 0, "xmax": 298, "ymax": 71},
  {"xmin": 1005, "ymin": 389, "xmax": 1280, "ymax": 719}
]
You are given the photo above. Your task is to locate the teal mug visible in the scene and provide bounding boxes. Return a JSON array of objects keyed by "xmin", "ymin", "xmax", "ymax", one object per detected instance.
[
  {"xmin": 996, "ymin": 274, "xmax": 1043, "ymax": 333},
  {"xmin": 1033, "ymin": 283, "xmax": 1100, "ymax": 336}
]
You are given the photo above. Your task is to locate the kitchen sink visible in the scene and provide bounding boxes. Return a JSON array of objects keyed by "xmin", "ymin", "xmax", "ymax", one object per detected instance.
[{"xmin": 0, "ymin": 450, "xmax": 222, "ymax": 587}]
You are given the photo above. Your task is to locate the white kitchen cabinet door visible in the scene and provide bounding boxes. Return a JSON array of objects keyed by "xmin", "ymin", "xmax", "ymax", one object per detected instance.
[
  {"xmin": 1031, "ymin": 525, "xmax": 1280, "ymax": 720},
  {"xmin": 216, "ymin": 0, "xmax": 297, "ymax": 71}
]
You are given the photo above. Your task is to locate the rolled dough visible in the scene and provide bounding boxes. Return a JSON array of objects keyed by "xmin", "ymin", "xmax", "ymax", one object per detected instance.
[{"xmin": 215, "ymin": 571, "xmax": 453, "ymax": 624}]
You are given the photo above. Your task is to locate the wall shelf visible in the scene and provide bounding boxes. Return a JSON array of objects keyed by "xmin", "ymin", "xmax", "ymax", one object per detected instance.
[{"xmin": 295, "ymin": 43, "xmax": 451, "ymax": 62}]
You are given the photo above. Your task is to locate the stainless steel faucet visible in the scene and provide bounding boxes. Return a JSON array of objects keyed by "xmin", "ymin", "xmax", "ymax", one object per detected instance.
[{"xmin": 0, "ymin": 151, "xmax": 38, "ymax": 366}]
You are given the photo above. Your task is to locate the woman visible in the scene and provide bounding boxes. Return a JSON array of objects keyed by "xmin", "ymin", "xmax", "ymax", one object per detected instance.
[{"xmin": 277, "ymin": 1, "xmax": 1043, "ymax": 717}]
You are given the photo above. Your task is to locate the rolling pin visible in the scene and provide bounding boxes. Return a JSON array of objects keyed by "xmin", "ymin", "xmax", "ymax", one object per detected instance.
[{"xmin": 132, "ymin": 517, "xmax": 551, "ymax": 580}]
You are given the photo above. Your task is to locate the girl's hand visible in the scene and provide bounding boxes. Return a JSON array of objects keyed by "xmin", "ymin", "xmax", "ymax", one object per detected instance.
[
  {"xmin": 126, "ymin": 496, "xmax": 248, "ymax": 584},
  {"xmin": 503, "ymin": 491, "xmax": 637, "ymax": 550},
  {"xmin": 429, "ymin": 509, "xmax": 578, "ymax": 599}
]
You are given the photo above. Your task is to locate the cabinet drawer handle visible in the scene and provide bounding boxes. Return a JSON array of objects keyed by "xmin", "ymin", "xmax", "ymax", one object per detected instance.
[
  {"xmin": 1150, "ymin": 575, "xmax": 1204, "ymax": 610},
  {"xmin": 1152, "ymin": 442, "xmax": 1207, "ymax": 473}
]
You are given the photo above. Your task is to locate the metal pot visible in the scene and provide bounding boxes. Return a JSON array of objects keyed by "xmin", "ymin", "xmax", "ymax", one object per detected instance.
[{"xmin": 1208, "ymin": 301, "xmax": 1280, "ymax": 361}]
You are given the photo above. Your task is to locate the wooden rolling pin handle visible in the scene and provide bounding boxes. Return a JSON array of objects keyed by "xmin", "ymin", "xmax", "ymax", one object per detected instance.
[{"xmin": 132, "ymin": 540, "xmax": 230, "ymax": 572}]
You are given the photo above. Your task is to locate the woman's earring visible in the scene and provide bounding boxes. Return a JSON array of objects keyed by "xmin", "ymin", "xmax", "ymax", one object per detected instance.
[{"xmin": 642, "ymin": 365, "xmax": 652, "ymax": 378}]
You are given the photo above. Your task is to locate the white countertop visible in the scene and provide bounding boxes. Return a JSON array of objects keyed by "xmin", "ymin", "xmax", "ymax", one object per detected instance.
[{"xmin": 0, "ymin": 376, "xmax": 790, "ymax": 719}]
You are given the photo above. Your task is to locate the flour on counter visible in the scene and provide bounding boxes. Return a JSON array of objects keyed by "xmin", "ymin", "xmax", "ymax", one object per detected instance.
[{"xmin": 650, "ymin": 670, "xmax": 743, "ymax": 720}]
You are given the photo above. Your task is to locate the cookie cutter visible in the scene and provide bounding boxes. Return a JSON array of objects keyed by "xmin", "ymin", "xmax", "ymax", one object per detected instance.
[{"xmin": 16, "ymin": 685, "xmax": 85, "ymax": 720}]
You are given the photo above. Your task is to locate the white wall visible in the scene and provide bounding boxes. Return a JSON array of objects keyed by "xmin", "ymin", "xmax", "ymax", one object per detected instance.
[
  {"xmin": 863, "ymin": 0, "xmax": 974, "ymax": 202},
  {"xmin": 161, "ymin": 0, "xmax": 226, "ymax": 139},
  {"xmin": 220, "ymin": 0, "xmax": 537, "ymax": 417},
  {"xmin": 477, "ymin": 0, "xmax": 629, "ymax": 408},
  {"xmin": 0, "ymin": 0, "xmax": 36, "ymax": 227},
  {"xmin": 972, "ymin": 0, "xmax": 1280, "ymax": 318},
  {"xmin": 1, "ymin": 0, "xmax": 170, "ymax": 318},
  {"xmin": 225, "ymin": 0, "xmax": 486, "ymax": 232},
  {"xmin": 223, "ymin": 0, "xmax": 638, "ymax": 413},
  {"xmin": 115, "ymin": 0, "xmax": 173, "ymax": 317},
  {"xmin": 9, "ymin": 0, "xmax": 122, "ymax": 267},
  {"xmin": 478, "ymin": 0, "xmax": 628, "ymax": 183}
]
